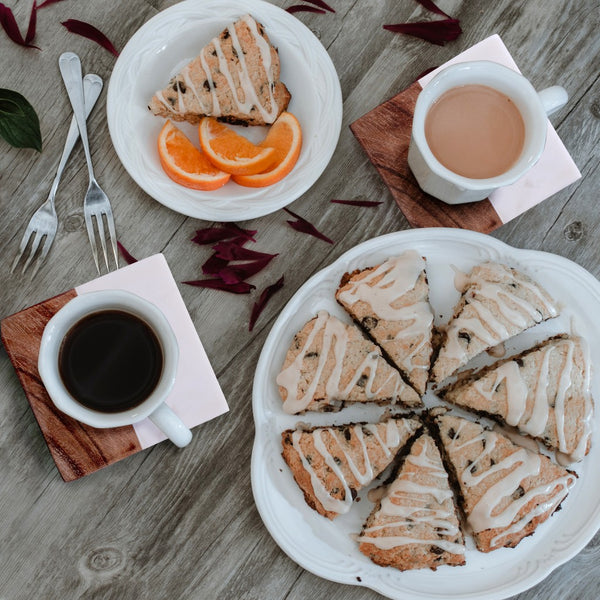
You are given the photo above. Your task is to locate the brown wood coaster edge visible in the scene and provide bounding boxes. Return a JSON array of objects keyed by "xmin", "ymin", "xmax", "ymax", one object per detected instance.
[
  {"xmin": 1, "ymin": 289, "xmax": 142, "ymax": 482},
  {"xmin": 349, "ymin": 81, "xmax": 503, "ymax": 233}
]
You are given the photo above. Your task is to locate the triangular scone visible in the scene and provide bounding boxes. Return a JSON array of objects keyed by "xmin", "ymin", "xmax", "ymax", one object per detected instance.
[
  {"xmin": 439, "ymin": 335, "xmax": 594, "ymax": 463},
  {"xmin": 433, "ymin": 413, "xmax": 576, "ymax": 552},
  {"xmin": 277, "ymin": 311, "xmax": 422, "ymax": 414},
  {"xmin": 149, "ymin": 14, "xmax": 291, "ymax": 126},
  {"xmin": 358, "ymin": 433, "xmax": 465, "ymax": 570},
  {"xmin": 336, "ymin": 251, "xmax": 434, "ymax": 396},
  {"xmin": 431, "ymin": 263, "xmax": 559, "ymax": 384},
  {"xmin": 282, "ymin": 417, "xmax": 421, "ymax": 519}
]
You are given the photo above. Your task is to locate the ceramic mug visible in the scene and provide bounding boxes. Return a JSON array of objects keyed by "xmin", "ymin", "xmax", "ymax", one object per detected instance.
[
  {"xmin": 407, "ymin": 60, "xmax": 568, "ymax": 204},
  {"xmin": 38, "ymin": 289, "xmax": 192, "ymax": 448}
]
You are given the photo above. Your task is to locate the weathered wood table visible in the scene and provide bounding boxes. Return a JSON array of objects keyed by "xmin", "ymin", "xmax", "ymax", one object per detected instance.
[{"xmin": 1, "ymin": 0, "xmax": 599, "ymax": 598}]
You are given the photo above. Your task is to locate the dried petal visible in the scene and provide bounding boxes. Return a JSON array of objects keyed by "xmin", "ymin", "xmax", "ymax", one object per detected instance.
[
  {"xmin": 218, "ymin": 256, "xmax": 277, "ymax": 284},
  {"xmin": 37, "ymin": 0, "xmax": 67, "ymax": 7},
  {"xmin": 383, "ymin": 18, "xmax": 462, "ymax": 46},
  {"xmin": 117, "ymin": 241, "xmax": 138, "ymax": 264},
  {"xmin": 192, "ymin": 224, "xmax": 256, "ymax": 245},
  {"xmin": 202, "ymin": 252, "xmax": 229, "ymax": 276},
  {"xmin": 303, "ymin": 0, "xmax": 335, "ymax": 12},
  {"xmin": 61, "ymin": 19, "xmax": 119, "ymax": 56},
  {"xmin": 182, "ymin": 279, "xmax": 255, "ymax": 294},
  {"xmin": 284, "ymin": 207, "xmax": 334, "ymax": 244},
  {"xmin": 0, "ymin": 2, "xmax": 40, "ymax": 49},
  {"xmin": 415, "ymin": 0, "xmax": 450, "ymax": 18},
  {"xmin": 331, "ymin": 199, "xmax": 383, "ymax": 207},
  {"xmin": 213, "ymin": 241, "xmax": 277, "ymax": 262},
  {"xmin": 286, "ymin": 5, "xmax": 326, "ymax": 14},
  {"xmin": 249, "ymin": 276, "xmax": 284, "ymax": 331}
]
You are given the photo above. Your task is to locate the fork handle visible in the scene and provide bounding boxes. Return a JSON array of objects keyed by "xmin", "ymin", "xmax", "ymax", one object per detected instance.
[
  {"xmin": 59, "ymin": 52, "xmax": 95, "ymax": 181},
  {"xmin": 49, "ymin": 74, "xmax": 103, "ymax": 201}
]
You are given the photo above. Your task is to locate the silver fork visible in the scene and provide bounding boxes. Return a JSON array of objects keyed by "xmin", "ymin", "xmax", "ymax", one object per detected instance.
[
  {"xmin": 11, "ymin": 74, "xmax": 104, "ymax": 277},
  {"xmin": 59, "ymin": 52, "xmax": 118, "ymax": 272}
]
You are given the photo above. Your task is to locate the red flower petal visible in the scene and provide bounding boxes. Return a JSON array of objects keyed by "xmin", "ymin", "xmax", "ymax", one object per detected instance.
[
  {"xmin": 284, "ymin": 207, "xmax": 334, "ymax": 244},
  {"xmin": 303, "ymin": 0, "xmax": 335, "ymax": 12},
  {"xmin": 383, "ymin": 18, "xmax": 462, "ymax": 46},
  {"xmin": 182, "ymin": 279, "xmax": 255, "ymax": 294},
  {"xmin": 249, "ymin": 276, "xmax": 284, "ymax": 331},
  {"xmin": 61, "ymin": 19, "xmax": 119, "ymax": 56},
  {"xmin": 37, "ymin": 0, "xmax": 67, "ymax": 7},
  {"xmin": 218, "ymin": 255, "xmax": 277, "ymax": 284},
  {"xmin": 192, "ymin": 224, "xmax": 256, "ymax": 245},
  {"xmin": 286, "ymin": 5, "xmax": 326, "ymax": 14},
  {"xmin": 415, "ymin": 0, "xmax": 451, "ymax": 18},
  {"xmin": 202, "ymin": 252, "xmax": 229, "ymax": 276},
  {"xmin": 213, "ymin": 241, "xmax": 278, "ymax": 262},
  {"xmin": 331, "ymin": 199, "xmax": 383, "ymax": 207},
  {"xmin": 0, "ymin": 2, "xmax": 40, "ymax": 49},
  {"xmin": 117, "ymin": 241, "xmax": 138, "ymax": 264}
]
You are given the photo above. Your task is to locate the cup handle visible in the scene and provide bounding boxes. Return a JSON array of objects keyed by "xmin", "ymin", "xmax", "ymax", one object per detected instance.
[
  {"xmin": 537, "ymin": 86, "xmax": 568, "ymax": 116},
  {"xmin": 148, "ymin": 403, "xmax": 192, "ymax": 448}
]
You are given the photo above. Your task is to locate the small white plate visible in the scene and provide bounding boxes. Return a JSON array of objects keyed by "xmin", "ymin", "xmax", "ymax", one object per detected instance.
[
  {"xmin": 107, "ymin": 0, "xmax": 342, "ymax": 222},
  {"xmin": 251, "ymin": 228, "xmax": 600, "ymax": 600}
]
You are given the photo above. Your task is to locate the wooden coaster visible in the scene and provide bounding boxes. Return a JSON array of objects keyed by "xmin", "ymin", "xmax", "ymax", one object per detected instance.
[
  {"xmin": 1, "ymin": 291, "xmax": 141, "ymax": 482},
  {"xmin": 350, "ymin": 81, "xmax": 502, "ymax": 233}
]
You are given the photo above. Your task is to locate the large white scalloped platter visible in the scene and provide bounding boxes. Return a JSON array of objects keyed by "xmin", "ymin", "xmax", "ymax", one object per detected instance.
[
  {"xmin": 107, "ymin": 0, "xmax": 342, "ymax": 221},
  {"xmin": 251, "ymin": 228, "xmax": 600, "ymax": 600}
]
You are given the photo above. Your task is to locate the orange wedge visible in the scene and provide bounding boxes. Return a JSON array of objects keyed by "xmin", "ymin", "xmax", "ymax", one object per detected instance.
[
  {"xmin": 158, "ymin": 121, "xmax": 230, "ymax": 190},
  {"xmin": 199, "ymin": 117, "xmax": 276, "ymax": 175},
  {"xmin": 233, "ymin": 112, "xmax": 302, "ymax": 188}
]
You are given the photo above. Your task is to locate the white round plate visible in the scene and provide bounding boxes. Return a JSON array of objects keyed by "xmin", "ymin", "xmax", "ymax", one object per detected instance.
[
  {"xmin": 107, "ymin": 0, "xmax": 342, "ymax": 222},
  {"xmin": 251, "ymin": 228, "xmax": 600, "ymax": 600}
]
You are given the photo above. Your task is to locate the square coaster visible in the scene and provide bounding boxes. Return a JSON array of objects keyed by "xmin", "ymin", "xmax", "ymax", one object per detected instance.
[
  {"xmin": 1, "ymin": 254, "xmax": 229, "ymax": 481},
  {"xmin": 350, "ymin": 34, "xmax": 581, "ymax": 232}
]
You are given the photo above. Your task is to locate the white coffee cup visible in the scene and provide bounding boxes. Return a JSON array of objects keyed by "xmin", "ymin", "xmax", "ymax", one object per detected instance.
[
  {"xmin": 38, "ymin": 289, "xmax": 192, "ymax": 448},
  {"xmin": 407, "ymin": 60, "xmax": 568, "ymax": 204}
]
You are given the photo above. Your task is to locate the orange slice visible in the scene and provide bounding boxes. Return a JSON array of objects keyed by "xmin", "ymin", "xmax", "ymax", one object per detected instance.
[
  {"xmin": 199, "ymin": 117, "xmax": 276, "ymax": 175},
  {"xmin": 158, "ymin": 120, "xmax": 230, "ymax": 190},
  {"xmin": 232, "ymin": 112, "xmax": 302, "ymax": 188}
]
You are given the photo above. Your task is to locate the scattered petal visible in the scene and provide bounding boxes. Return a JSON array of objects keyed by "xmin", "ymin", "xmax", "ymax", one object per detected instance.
[
  {"xmin": 37, "ymin": 0, "xmax": 68, "ymax": 7},
  {"xmin": 415, "ymin": 0, "xmax": 451, "ymax": 18},
  {"xmin": 182, "ymin": 279, "xmax": 255, "ymax": 294},
  {"xmin": 61, "ymin": 19, "xmax": 119, "ymax": 56},
  {"xmin": 0, "ymin": 2, "xmax": 40, "ymax": 49},
  {"xmin": 383, "ymin": 18, "xmax": 462, "ymax": 46},
  {"xmin": 213, "ymin": 241, "xmax": 278, "ymax": 262},
  {"xmin": 117, "ymin": 241, "xmax": 138, "ymax": 264},
  {"xmin": 191, "ymin": 224, "xmax": 256, "ymax": 245},
  {"xmin": 303, "ymin": 0, "xmax": 335, "ymax": 12},
  {"xmin": 249, "ymin": 276, "xmax": 285, "ymax": 331},
  {"xmin": 202, "ymin": 252, "xmax": 229, "ymax": 276},
  {"xmin": 284, "ymin": 207, "xmax": 334, "ymax": 244},
  {"xmin": 286, "ymin": 5, "xmax": 326, "ymax": 14},
  {"xmin": 218, "ymin": 256, "xmax": 277, "ymax": 284},
  {"xmin": 331, "ymin": 199, "xmax": 383, "ymax": 207}
]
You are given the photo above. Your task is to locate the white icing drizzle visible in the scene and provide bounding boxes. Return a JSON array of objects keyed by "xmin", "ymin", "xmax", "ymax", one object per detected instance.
[
  {"xmin": 337, "ymin": 252, "xmax": 433, "ymax": 373},
  {"xmin": 277, "ymin": 311, "xmax": 407, "ymax": 414},
  {"xmin": 471, "ymin": 337, "xmax": 593, "ymax": 461},
  {"xmin": 359, "ymin": 437, "xmax": 465, "ymax": 555},
  {"xmin": 155, "ymin": 15, "xmax": 279, "ymax": 122},
  {"xmin": 291, "ymin": 422, "xmax": 406, "ymax": 515}
]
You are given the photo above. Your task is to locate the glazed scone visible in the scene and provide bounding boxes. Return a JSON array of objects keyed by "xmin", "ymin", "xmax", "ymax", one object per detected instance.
[
  {"xmin": 439, "ymin": 335, "xmax": 594, "ymax": 463},
  {"xmin": 358, "ymin": 433, "xmax": 465, "ymax": 570},
  {"xmin": 336, "ymin": 251, "xmax": 434, "ymax": 396},
  {"xmin": 282, "ymin": 417, "xmax": 421, "ymax": 519},
  {"xmin": 149, "ymin": 14, "xmax": 291, "ymax": 126},
  {"xmin": 433, "ymin": 413, "xmax": 576, "ymax": 552},
  {"xmin": 431, "ymin": 263, "xmax": 559, "ymax": 384},
  {"xmin": 277, "ymin": 311, "xmax": 422, "ymax": 414}
]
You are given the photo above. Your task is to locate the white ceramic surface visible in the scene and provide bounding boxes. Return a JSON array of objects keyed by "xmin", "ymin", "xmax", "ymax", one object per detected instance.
[
  {"xmin": 251, "ymin": 228, "xmax": 600, "ymax": 600},
  {"xmin": 408, "ymin": 61, "xmax": 567, "ymax": 204},
  {"xmin": 106, "ymin": 0, "xmax": 342, "ymax": 222}
]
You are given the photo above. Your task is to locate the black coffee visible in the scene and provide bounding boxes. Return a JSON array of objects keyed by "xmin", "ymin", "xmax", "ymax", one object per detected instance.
[{"xmin": 58, "ymin": 310, "xmax": 164, "ymax": 413}]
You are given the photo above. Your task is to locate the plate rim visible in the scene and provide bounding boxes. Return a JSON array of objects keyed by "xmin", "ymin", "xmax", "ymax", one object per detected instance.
[
  {"xmin": 251, "ymin": 227, "xmax": 600, "ymax": 600},
  {"xmin": 106, "ymin": 0, "xmax": 343, "ymax": 222}
]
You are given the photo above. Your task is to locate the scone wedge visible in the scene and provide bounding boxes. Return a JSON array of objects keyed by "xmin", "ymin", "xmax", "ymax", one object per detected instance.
[
  {"xmin": 336, "ymin": 251, "xmax": 434, "ymax": 396},
  {"xmin": 282, "ymin": 417, "xmax": 421, "ymax": 519},
  {"xmin": 359, "ymin": 432, "xmax": 465, "ymax": 570}
]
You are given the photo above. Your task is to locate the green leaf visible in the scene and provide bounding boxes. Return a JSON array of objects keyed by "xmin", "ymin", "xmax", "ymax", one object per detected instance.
[{"xmin": 0, "ymin": 89, "xmax": 42, "ymax": 152}]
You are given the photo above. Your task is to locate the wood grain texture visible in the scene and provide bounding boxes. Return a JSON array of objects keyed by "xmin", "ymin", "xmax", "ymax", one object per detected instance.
[
  {"xmin": 0, "ymin": 0, "xmax": 599, "ymax": 599},
  {"xmin": 350, "ymin": 81, "xmax": 503, "ymax": 232},
  {"xmin": 1, "ymin": 289, "xmax": 142, "ymax": 482}
]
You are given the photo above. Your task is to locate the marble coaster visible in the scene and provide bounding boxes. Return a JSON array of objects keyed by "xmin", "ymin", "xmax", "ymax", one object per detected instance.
[
  {"xmin": 1, "ymin": 254, "xmax": 229, "ymax": 481},
  {"xmin": 350, "ymin": 34, "xmax": 581, "ymax": 232}
]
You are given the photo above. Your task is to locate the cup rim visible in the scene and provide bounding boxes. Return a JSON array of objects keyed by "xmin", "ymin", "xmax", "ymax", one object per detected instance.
[
  {"xmin": 38, "ymin": 289, "xmax": 179, "ymax": 428},
  {"xmin": 412, "ymin": 60, "xmax": 548, "ymax": 190}
]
